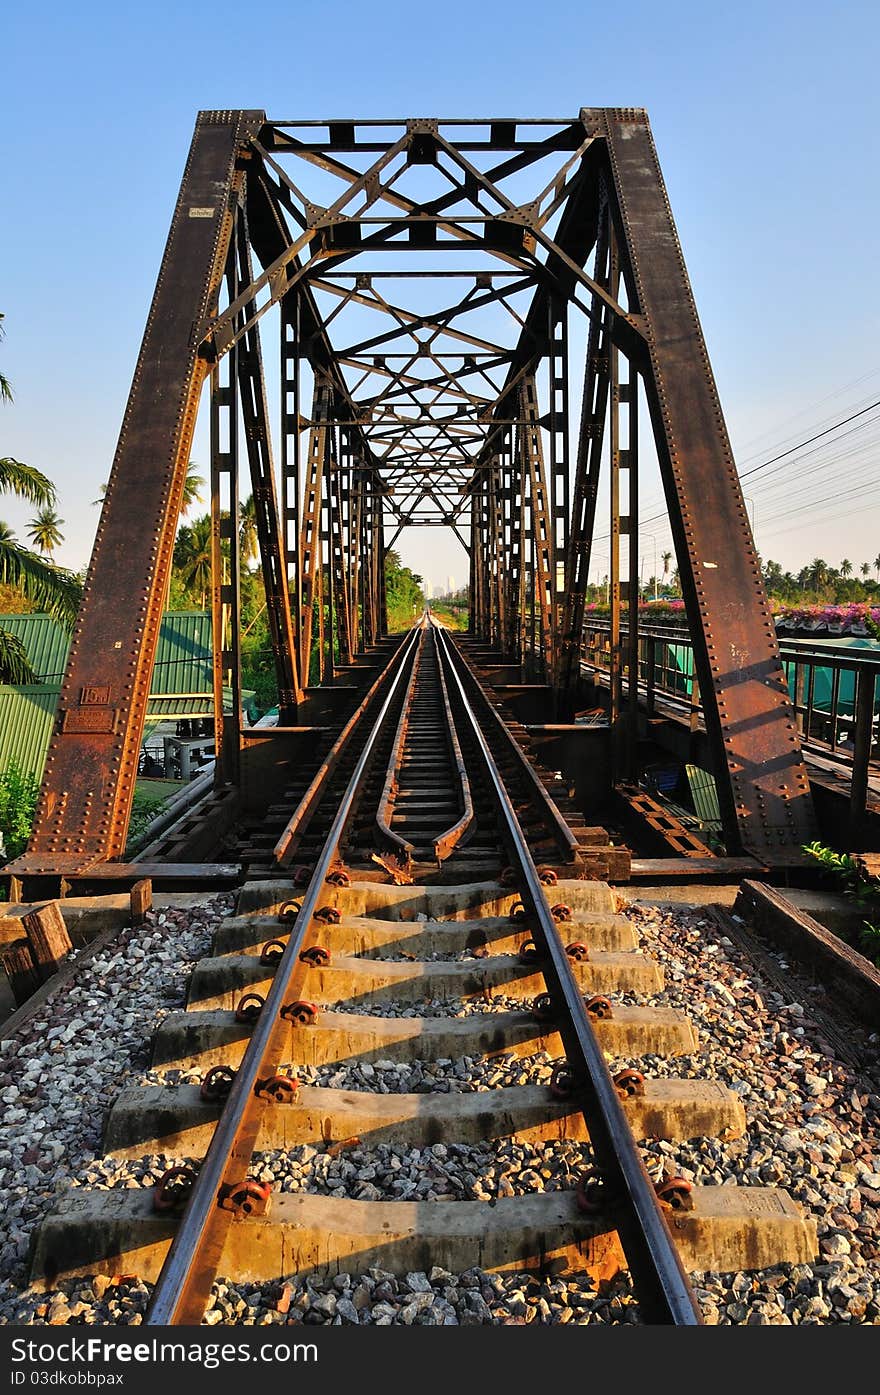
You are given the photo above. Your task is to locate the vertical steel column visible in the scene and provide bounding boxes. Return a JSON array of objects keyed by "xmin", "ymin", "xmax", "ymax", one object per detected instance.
[
  {"xmin": 298, "ymin": 379, "xmax": 331, "ymax": 684},
  {"xmin": 519, "ymin": 375, "xmax": 556, "ymax": 679},
  {"xmin": 351, "ymin": 462, "xmax": 364, "ymax": 649},
  {"xmin": 557, "ymin": 198, "xmax": 614, "ymax": 699},
  {"xmin": 487, "ymin": 458, "xmax": 506, "ymax": 649},
  {"xmin": 280, "ymin": 292, "xmax": 302, "ymax": 678},
  {"xmin": 549, "ymin": 294, "xmax": 570, "ymax": 635},
  {"xmin": 503, "ymin": 425, "xmax": 524, "ymax": 661},
  {"xmin": 332, "ymin": 427, "xmax": 354, "ymax": 666},
  {"xmin": 849, "ymin": 666, "xmax": 877, "ymax": 845},
  {"xmin": 235, "ymin": 221, "xmax": 301, "ymax": 720},
  {"xmin": 210, "ymin": 250, "xmax": 241, "ymax": 787},
  {"xmin": 624, "ymin": 360, "xmax": 640, "ymax": 779},
  {"xmin": 608, "ymin": 222, "xmax": 623, "ymax": 755},
  {"xmin": 321, "ymin": 407, "xmax": 336, "ymax": 684}
]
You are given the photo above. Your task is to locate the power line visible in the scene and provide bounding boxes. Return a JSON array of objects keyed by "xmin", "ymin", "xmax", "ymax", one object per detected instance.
[{"xmin": 738, "ymin": 399, "xmax": 880, "ymax": 480}]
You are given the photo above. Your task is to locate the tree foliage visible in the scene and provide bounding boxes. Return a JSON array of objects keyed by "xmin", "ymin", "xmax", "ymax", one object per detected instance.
[
  {"xmin": 384, "ymin": 549, "xmax": 424, "ymax": 631},
  {"xmin": 0, "ymin": 316, "xmax": 82, "ymax": 680}
]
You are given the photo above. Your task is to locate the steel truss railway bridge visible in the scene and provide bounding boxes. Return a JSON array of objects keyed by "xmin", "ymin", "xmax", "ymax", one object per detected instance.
[{"xmin": 8, "ymin": 107, "xmax": 835, "ymax": 895}]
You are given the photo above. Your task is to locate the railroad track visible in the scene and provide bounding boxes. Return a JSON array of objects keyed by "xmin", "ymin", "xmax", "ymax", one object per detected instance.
[{"xmin": 28, "ymin": 619, "xmax": 816, "ymax": 1324}]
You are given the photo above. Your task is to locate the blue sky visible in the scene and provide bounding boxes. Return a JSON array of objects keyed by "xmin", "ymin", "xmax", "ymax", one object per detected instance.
[{"xmin": 3, "ymin": 0, "xmax": 879, "ymax": 589}]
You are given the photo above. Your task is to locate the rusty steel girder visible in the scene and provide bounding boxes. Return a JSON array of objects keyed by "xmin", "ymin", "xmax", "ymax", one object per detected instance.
[
  {"xmin": 587, "ymin": 108, "xmax": 816, "ymax": 856},
  {"xmin": 16, "ymin": 111, "xmax": 265, "ymax": 872}
]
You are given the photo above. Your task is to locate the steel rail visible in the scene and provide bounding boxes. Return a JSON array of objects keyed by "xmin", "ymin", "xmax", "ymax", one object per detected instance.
[
  {"xmin": 447, "ymin": 641, "xmax": 583, "ymax": 866},
  {"xmin": 146, "ymin": 623, "xmax": 423, "ymax": 1325},
  {"xmin": 375, "ymin": 626, "xmax": 425, "ymax": 861},
  {"xmin": 274, "ymin": 632, "xmax": 414, "ymax": 866},
  {"xmin": 431, "ymin": 629, "xmax": 475, "ymax": 861},
  {"xmin": 432, "ymin": 620, "xmax": 702, "ymax": 1324}
]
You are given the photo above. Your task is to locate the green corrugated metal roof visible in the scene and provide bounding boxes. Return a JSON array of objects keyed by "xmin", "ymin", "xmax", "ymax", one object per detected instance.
[
  {"xmin": 0, "ymin": 686, "xmax": 61, "ymax": 780},
  {"xmin": 150, "ymin": 612, "xmax": 213, "ymax": 696},
  {"xmin": 0, "ymin": 614, "xmax": 69, "ymax": 682},
  {"xmin": 0, "ymin": 610, "xmax": 219, "ymax": 779},
  {"xmin": 0, "ymin": 611, "xmax": 215, "ymax": 694}
]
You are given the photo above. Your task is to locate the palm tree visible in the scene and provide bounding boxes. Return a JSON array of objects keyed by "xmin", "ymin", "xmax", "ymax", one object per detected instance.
[
  {"xmin": 840, "ymin": 558, "xmax": 853, "ymax": 579},
  {"xmin": 807, "ymin": 557, "xmax": 828, "ymax": 592},
  {"xmin": 239, "ymin": 494, "xmax": 258, "ymax": 565},
  {"xmin": 861, "ymin": 562, "xmax": 870, "ymax": 581},
  {"xmin": 173, "ymin": 514, "xmax": 212, "ymax": 608},
  {"xmin": 27, "ymin": 506, "xmax": 64, "ymax": 556},
  {"xmin": 875, "ymin": 553, "xmax": 880, "ymax": 582},
  {"xmin": 1, "ymin": 319, "xmax": 81, "ymax": 681},
  {"xmin": 661, "ymin": 551, "xmax": 672, "ymax": 586},
  {"xmin": 0, "ymin": 313, "xmax": 13, "ymax": 406},
  {"xmin": 180, "ymin": 463, "xmax": 205, "ymax": 518}
]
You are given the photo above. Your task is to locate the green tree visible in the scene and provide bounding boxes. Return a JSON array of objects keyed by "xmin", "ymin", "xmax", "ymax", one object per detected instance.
[
  {"xmin": 27, "ymin": 506, "xmax": 64, "ymax": 556},
  {"xmin": 840, "ymin": 558, "xmax": 853, "ymax": 579},
  {"xmin": 0, "ymin": 316, "xmax": 81, "ymax": 680},
  {"xmin": 239, "ymin": 494, "xmax": 258, "ymax": 565},
  {"xmin": 807, "ymin": 557, "xmax": 829, "ymax": 592},
  {"xmin": 180, "ymin": 463, "xmax": 205, "ymax": 517},
  {"xmin": 384, "ymin": 549, "xmax": 424, "ymax": 631},
  {"xmin": 173, "ymin": 514, "xmax": 213, "ymax": 608}
]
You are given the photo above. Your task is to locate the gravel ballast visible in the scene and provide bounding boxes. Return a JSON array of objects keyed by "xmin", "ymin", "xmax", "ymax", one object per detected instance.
[{"xmin": 1, "ymin": 891, "xmax": 879, "ymax": 1325}]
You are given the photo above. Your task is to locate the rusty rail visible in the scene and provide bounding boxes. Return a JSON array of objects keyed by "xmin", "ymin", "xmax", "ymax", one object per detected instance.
[
  {"xmin": 273, "ymin": 630, "xmax": 417, "ymax": 867},
  {"xmin": 433, "ymin": 619, "xmax": 702, "ymax": 1324},
  {"xmin": 147, "ymin": 625, "xmax": 422, "ymax": 1323}
]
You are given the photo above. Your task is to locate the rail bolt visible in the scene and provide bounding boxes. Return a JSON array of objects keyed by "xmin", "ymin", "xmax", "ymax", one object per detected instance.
[
  {"xmin": 292, "ymin": 865, "xmax": 313, "ymax": 888},
  {"xmin": 300, "ymin": 945, "xmax": 331, "ymax": 967},
  {"xmin": 551, "ymin": 903, "xmax": 573, "ymax": 922},
  {"xmin": 219, "ymin": 1178, "xmax": 272, "ymax": 1218},
  {"xmin": 565, "ymin": 941, "xmax": 590, "ymax": 963},
  {"xmin": 518, "ymin": 938, "xmax": 541, "ymax": 964},
  {"xmin": 574, "ymin": 1178, "xmax": 621, "ymax": 1215},
  {"xmin": 314, "ymin": 906, "xmax": 341, "ymax": 925},
  {"xmin": 200, "ymin": 1065, "xmax": 236, "ymax": 1103},
  {"xmin": 549, "ymin": 1062, "xmax": 578, "ymax": 1099},
  {"xmin": 278, "ymin": 900, "xmax": 301, "ymax": 924},
  {"xmin": 613, "ymin": 1068, "xmax": 646, "ymax": 1099},
  {"xmin": 153, "ymin": 1165, "xmax": 198, "ymax": 1214},
  {"xmin": 531, "ymin": 992, "xmax": 555, "ymax": 1022},
  {"xmin": 326, "ymin": 867, "xmax": 351, "ymax": 888},
  {"xmin": 583, "ymin": 993, "xmax": 612, "ymax": 1020},
  {"xmin": 260, "ymin": 939, "xmax": 287, "ymax": 967},
  {"xmin": 256, "ymin": 1074, "xmax": 299, "ymax": 1103},
  {"xmin": 234, "ymin": 993, "xmax": 265, "ymax": 1024},
  {"xmin": 654, "ymin": 1176, "xmax": 694, "ymax": 1211},
  {"xmin": 508, "ymin": 901, "xmax": 529, "ymax": 923},
  {"xmin": 281, "ymin": 999, "xmax": 319, "ymax": 1027},
  {"xmin": 537, "ymin": 867, "xmax": 558, "ymax": 886}
]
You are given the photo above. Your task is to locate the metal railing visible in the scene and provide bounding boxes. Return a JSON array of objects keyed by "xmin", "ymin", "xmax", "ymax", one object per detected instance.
[{"xmin": 583, "ymin": 618, "xmax": 880, "ymax": 828}]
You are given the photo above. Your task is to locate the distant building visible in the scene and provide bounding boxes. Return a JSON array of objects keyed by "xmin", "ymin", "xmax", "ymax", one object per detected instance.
[{"xmin": 446, "ymin": 574, "xmax": 455, "ymax": 595}]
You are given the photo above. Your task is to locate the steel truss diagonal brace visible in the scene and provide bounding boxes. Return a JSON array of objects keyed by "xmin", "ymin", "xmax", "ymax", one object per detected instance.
[
  {"xmin": 589, "ymin": 107, "xmax": 817, "ymax": 858},
  {"xmin": 16, "ymin": 110, "xmax": 266, "ymax": 871}
]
